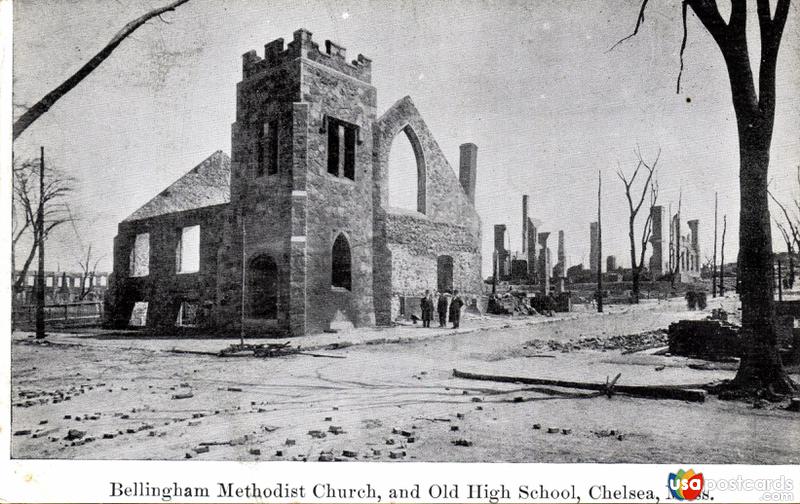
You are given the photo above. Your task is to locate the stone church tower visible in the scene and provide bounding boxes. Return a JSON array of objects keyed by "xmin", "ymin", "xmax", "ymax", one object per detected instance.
[{"xmin": 216, "ymin": 29, "xmax": 377, "ymax": 335}]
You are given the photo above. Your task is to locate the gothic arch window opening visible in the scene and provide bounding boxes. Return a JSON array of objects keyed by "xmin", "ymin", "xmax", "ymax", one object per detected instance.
[{"xmin": 331, "ymin": 233, "xmax": 352, "ymax": 290}]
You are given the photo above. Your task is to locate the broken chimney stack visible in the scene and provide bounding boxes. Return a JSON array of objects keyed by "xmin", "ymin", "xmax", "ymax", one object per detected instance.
[{"xmin": 459, "ymin": 143, "xmax": 478, "ymax": 204}]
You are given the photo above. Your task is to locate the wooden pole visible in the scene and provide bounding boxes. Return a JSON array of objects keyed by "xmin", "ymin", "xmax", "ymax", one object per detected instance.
[
  {"xmin": 777, "ymin": 260, "xmax": 783, "ymax": 302},
  {"xmin": 35, "ymin": 147, "xmax": 46, "ymax": 339},
  {"xmin": 597, "ymin": 170, "xmax": 603, "ymax": 313},
  {"xmin": 240, "ymin": 208, "xmax": 246, "ymax": 346},
  {"xmin": 452, "ymin": 369, "xmax": 706, "ymax": 402},
  {"xmin": 712, "ymin": 192, "xmax": 718, "ymax": 297},
  {"xmin": 719, "ymin": 215, "xmax": 726, "ymax": 296}
]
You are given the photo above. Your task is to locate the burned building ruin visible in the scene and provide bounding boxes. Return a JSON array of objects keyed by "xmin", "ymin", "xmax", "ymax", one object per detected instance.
[
  {"xmin": 107, "ymin": 29, "xmax": 482, "ymax": 335},
  {"xmin": 649, "ymin": 205, "xmax": 700, "ymax": 281}
]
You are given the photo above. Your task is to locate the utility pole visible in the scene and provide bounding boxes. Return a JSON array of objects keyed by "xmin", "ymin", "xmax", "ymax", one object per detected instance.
[
  {"xmin": 240, "ymin": 207, "xmax": 246, "ymax": 347},
  {"xmin": 712, "ymin": 192, "xmax": 718, "ymax": 297},
  {"xmin": 597, "ymin": 169, "xmax": 603, "ymax": 313},
  {"xmin": 36, "ymin": 146, "xmax": 46, "ymax": 339},
  {"xmin": 719, "ymin": 214, "xmax": 727, "ymax": 296},
  {"xmin": 777, "ymin": 260, "xmax": 783, "ymax": 302}
]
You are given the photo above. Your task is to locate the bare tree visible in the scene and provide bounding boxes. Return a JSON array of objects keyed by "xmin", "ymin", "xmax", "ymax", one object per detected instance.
[
  {"xmin": 77, "ymin": 245, "xmax": 104, "ymax": 301},
  {"xmin": 617, "ymin": 147, "xmax": 659, "ymax": 303},
  {"xmin": 13, "ymin": 0, "xmax": 192, "ymax": 140},
  {"xmin": 612, "ymin": 0, "xmax": 795, "ymax": 394},
  {"xmin": 12, "ymin": 158, "xmax": 75, "ymax": 293},
  {"xmin": 774, "ymin": 219, "xmax": 795, "ymax": 288}
]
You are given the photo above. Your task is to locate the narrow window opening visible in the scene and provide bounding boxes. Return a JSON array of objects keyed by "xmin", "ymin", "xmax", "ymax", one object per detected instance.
[
  {"xmin": 326, "ymin": 117, "xmax": 357, "ymax": 180},
  {"xmin": 129, "ymin": 233, "xmax": 150, "ymax": 277},
  {"xmin": 268, "ymin": 120, "xmax": 279, "ymax": 175},
  {"xmin": 331, "ymin": 234, "xmax": 352, "ymax": 290},
  {"xmin": 176, "ymin": 225, "xmax": 200, "ymax": 274},
  {"xmin": 344, "ymin": 126, "xmax": 356, "ymax": 180},
  {"xmin": 257, "ymin": 122, "xmax": 266, "ymax": 177},
  {"xmin": 327, "ymin": 121, "xmax": 340, "ymax": 175}
]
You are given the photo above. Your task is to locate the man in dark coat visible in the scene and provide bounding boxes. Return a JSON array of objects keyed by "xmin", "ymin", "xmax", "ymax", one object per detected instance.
[
  {"xmin": 449, "ymin": 290, "xmax": 464, "ymax": 329},
  {"xmin": 437, "ymin": 291, "xmax": 450, "ymax": 328},
  {"xmin": 420, "ymin": 289, "xmax": 433, "ymax": 328}
]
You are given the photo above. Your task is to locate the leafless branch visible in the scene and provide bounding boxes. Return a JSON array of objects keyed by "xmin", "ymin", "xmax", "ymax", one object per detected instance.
[
  {"xmin": 607, "ymin": 0, "xmax": 650, "ymax": 52},
  {"xmin": 13, "ymin": 0, "xmax": 192, "ymax": 140}
]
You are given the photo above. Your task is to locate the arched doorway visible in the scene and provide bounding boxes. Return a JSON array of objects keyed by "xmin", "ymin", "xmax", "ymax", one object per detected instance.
[
  {"xmin": 248, "ymin": 255, "xmax": 278, "ymax": 319},
  {"xmin": 437, "ymin": 255, "xmax": 453, "ymax": 293}
]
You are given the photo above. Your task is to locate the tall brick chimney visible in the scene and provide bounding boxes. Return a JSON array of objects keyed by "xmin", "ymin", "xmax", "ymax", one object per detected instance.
[
  {"xmin": 459, "ymin": 143, "xmax": 477, "ymax": 204},
  {"xmin": 522, "ymin": 195, "xmax": 529, "ymax": 253}
]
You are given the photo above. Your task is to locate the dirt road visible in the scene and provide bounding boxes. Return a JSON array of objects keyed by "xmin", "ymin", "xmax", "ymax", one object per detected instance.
[{"xmin": 10, "ymin": 298, "xmax": 800, "ymax": 463}]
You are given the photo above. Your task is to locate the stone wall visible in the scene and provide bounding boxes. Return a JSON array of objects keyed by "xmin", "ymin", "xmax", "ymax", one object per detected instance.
[
  {"xmin": 300, "ymin": 55, "xmax": 377, "ymax": 333},
  {"xmin": 373, "ymin": 96, "xmax": 482, "ymax": 323},
  {"xmin": 107, "ymin": 204, "xmax": 227, "ymax": 330},
  {"xmin": 215, "ymin": 52, "xmax": 300, "ymax": 335}
]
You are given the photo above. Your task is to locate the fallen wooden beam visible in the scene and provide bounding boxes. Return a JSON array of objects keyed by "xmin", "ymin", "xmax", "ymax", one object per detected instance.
[
  {"xmin": 452, "ymin": 369, "xmax": 706, "ymax": 403},
  {"xmin": 295, "ymin": 351, "xmax": 347, "ymax": 359}
]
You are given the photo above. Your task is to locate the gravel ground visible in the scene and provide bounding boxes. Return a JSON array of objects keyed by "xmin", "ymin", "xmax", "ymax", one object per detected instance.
[{"xmin": 10, "ymin": 296, "xmax": 800, "ymax": 463}]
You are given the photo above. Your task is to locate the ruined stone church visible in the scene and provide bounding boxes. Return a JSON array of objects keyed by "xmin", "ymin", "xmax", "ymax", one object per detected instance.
[{"xmin": 106, "ymin": 29, "xmax": 482, "ymax": 335}]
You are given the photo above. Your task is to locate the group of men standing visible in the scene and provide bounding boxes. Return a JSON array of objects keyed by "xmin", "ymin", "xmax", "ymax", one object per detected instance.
[{"xmin": 419, "ymin": 289, "xmax": 464, "ymax": 329}]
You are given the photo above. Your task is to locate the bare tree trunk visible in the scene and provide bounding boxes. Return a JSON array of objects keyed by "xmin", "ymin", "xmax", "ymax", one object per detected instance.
[{"xmin": 734, "ymin": 141, "xmax": 792, "ymax": 392}]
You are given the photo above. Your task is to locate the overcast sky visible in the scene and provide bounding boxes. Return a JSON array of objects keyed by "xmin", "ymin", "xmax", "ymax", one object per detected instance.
[{"xmin": 11, "ymin": 0, "xmax": 800, "ymax": 275}]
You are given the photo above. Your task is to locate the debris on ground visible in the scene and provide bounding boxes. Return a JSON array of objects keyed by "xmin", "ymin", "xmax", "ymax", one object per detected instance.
[
  {"xmin": 668, "ymin": 320, "xmax": 741, "ymax": 360},
  {"xmin": 487, "ymin": 292, "xmax": 538, "ymax": 316},
  {"xmin": 516, "ymin": 329, "xmax": 668, "ymax": 355}
]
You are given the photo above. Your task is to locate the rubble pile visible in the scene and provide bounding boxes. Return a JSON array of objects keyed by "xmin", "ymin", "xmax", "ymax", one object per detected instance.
[
  {"xmin": 487, "ymin": 292, "xmax": 537, "ymax": 316},
  {"xmin": 522, "ymin": 329, "xmax": 668, "ymax": 353},
  {"xmin": 668, "ymin": 319, "xmax": 741, "ymax": 360}
]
